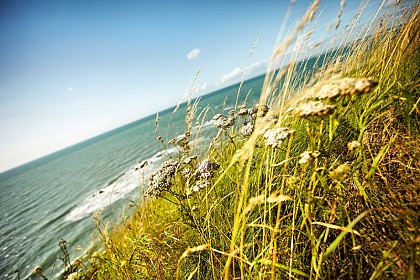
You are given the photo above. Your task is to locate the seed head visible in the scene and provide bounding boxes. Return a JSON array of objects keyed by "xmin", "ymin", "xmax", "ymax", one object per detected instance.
[
  {"xmin": 212, "ymin": 114, "xmax": 223, "ymax": 121},
  {"xmin": 195, "ymin": 159, "xmax": 220, "ymax": 180},
  {"xmin": 33, "ymin": 266, "xmax": 43, "ymax": 275}
]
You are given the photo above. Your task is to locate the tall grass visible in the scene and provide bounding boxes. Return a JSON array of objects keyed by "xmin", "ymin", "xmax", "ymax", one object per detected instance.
[{"xmin": 33, "ymin": 1, "xmax": 419, "ymax": 279}]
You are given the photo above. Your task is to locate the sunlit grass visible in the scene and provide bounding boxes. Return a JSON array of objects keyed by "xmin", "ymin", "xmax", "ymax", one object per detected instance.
[{"xmin": 32, "ymin": 1, "xmax": 419, "ymax": 279}]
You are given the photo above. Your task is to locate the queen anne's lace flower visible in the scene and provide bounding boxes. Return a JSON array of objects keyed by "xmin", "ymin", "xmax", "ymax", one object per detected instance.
[
  {"xmin": 213, "ymin": 114, "xmax": 235, "ymax": 129},
  {"xmin": 145, "ymin": 159, "xmax": 179, "ymax": 198},
  {"xmin": 263, "ymin": 127, "xmax": 295, "ymax": 148},
  {"xmin": 295, "ymin": 101, "xmax": 335, "ymax": 118},
  {"xmin": 189, "ymin": 159, "xmax": 220, "ymax": 193},
  {"xmin": 240, "ymin": 121, "xmax": 255, "ymax": 137},
  {"xmin": 196, "ymin": 159, "xmax": 220, "ymax": 175},
  {"xmin": 191, "ymin": 180, "xmax": 210, "ymax": 192},
  {"xmin": 310, "ymin": 78, "xmax": 378, "ymax": 100}
]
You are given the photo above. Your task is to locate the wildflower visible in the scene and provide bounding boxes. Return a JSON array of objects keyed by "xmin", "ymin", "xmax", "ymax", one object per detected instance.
[
  {"xmin": 194, "ymin": 159, "xmax": 220, "ymax": 180},
  {"xmin": 263, "ymin": 127, "xmax": 295, "ymax": 148},
  {"xmin": 238, "ymin": 106, "xmax": 249, "ymax": 116},
  {"xmin": 239, "ymin": 121, "xmax": 254, "ymax": 137},
  {"xmin": 295, "ymin": 101, "xmax": 335, "ymax": 118},
  {"xmin": 310, "ymin": 78, "xmax": 379, "ymax": 100},
  {"xmin": 181, "ymin": 168, "xmax": 192, "ymax": 179},
  {"xmin": 213, "ymin": 115, "xmax": 235, "ymax": 129},
  {"xmin": 329, "ymin": 163, "xmax": 350, "ymax": 181},
  {"xmin": 145, "ymin": 159, "xmax": 179, "ymax": 198},
  {"xmin": 298, "ymin": 151, "xmax": 320, "ymax": 164},
  {"xmin": 348, "ymin": 140, "xmax": 361, "ymax": 151},
  {"xmin": 191, "ymin": 180, "xmax": 210, "ymax": 192},
  {"xmin": 253, "ymin": 104, "xmax": 269, "ymax": 118},
  {"xmin": 196, "ymin": 159, "xmax": 220, "ymax": 175},
  {"xmin": 286, "ymin": 176, "xmax": 299, "ymax": 190}
]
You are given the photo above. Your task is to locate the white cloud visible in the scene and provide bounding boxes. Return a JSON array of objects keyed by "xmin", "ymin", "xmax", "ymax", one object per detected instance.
[
  {"xmin": 199, "ymin": 82, "xmax": 208, "ymax": 91},
  {"xmin": 187, "ymin": 48, "xmax": 201, "ymax": 60},
  {"xmin": 67, "ymin": 87, "xmax": 74, "ymax": 92},
  {"xmin": 221, "ymin": 62, "xmax": 265, "ymax": 84},
  {"xmin": 222, "ymin": 67, "xmax": 243, "ymax": 83}
]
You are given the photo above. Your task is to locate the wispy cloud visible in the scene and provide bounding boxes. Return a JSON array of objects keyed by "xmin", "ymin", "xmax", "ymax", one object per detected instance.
[
  {"xmin": 199, "ymin": 82, "xmax": 208, "ymax": 91},
  {"xmin": 67, "ymin": 86, "xmax": 74, "ymax": 92},
  {"xmin": 221, "ymin": 62, "xmax": 265, "ymax": 84},
  {"xmin": 187, "ymin": 48, "xmax": 201, "ymax": 60}
]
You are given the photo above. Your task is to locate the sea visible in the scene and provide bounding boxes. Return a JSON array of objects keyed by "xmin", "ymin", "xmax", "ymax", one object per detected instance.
[
  {"xmin": 0, "ymin": 72, "xmax": 271, "ymax": 279},
  {"xmin": 0, "ymin": 51, "xmax": 330, "ymax": 279}
]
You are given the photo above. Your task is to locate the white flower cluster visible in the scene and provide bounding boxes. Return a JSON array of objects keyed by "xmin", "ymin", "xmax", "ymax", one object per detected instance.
[
  {"xmin": 190, "ymin": 159, "xmax": 220, "ymax": 193},
  {"xmin": 310, "ymin": 78, "xmax": 379, "ymax": 100},
  {"xmin": 295, "ymin": 101, "xmax": 335, "ymax": 118},
  {"xmin": 213, "ymin": 114, "xmax": 235, "ymax": 129},
  {"xmin": 240, "ymin": 121, "xmax": 255, "ymax": 137},
  {"xmin": 145, "ymin": 159, "xmax": 179, "ymax": 198},
  {"xmin": 263, "ymin": 127, "xmax": 295, "ymax": 148}
]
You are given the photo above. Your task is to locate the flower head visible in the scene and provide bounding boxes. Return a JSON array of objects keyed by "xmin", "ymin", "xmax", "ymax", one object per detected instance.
[
  {"xmin": 145, "ymin": 159, "xmax": 179, "ymax": 198},
  {"xmin": 213, "ymin": 115, "xmax": 235, "ymax": 129},
  {"xmin": 191, "ymin": 180, "xmax": 210, "ymax": 192},
  {"xmin": 239, "ymin": 121, "xmax": 255, "ymax": 137},
  {"xmin": 263, "ymin": 127, "xmax": 295, "ymax": 148},
  {"xmin": 295, "ymin": 101, "xmax": 335, "ymax": 118},
  {"xmin": 310, "ymin": 78, "xmax": 378, "ymax": 100},
  {"xmin": 298, "ymin": 151, "xmax": 320, "ymax": 164}
]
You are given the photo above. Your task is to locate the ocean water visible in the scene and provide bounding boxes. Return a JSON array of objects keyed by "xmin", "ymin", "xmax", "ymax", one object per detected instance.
[
  {"xmin": 0, "ymin": 74, "xmax": 266, "ymax": 279},
  {"xmin": 0, "ymin": 50, "xmax": 331, "ymax": 279}
]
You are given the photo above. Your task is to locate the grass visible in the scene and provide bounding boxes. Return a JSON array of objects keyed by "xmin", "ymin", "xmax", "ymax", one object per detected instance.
[{"xmin": 32, "ymin": 1, "xmax": 419, "ymax": 279}]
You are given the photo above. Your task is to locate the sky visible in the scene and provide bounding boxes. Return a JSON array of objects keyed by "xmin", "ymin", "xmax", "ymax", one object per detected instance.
[{"xmin": 0, "ymin": 0, "xmax": 394, "ymax": 172}]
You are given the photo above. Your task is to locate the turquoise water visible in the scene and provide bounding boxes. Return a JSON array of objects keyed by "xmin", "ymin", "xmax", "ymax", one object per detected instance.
[
  {"xmin": 0, "ymin": 49, "xmax": 331, "ymax": 279},
  {"xmin": 0, "ymin": 74, "xmax": 266, "ymax": 279}
]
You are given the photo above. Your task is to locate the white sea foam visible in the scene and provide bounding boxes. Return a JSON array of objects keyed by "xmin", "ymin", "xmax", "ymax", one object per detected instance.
[
  {"xmin": 65, "ymin": 150, "xmax": 173, "ymax": 221},
  {"xmin": 65, "ymin": 136, "xmax": 212, "ymax": 222}
]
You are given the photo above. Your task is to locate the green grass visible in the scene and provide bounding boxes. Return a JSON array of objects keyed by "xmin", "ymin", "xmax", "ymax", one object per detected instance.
[{"xmin": 33, "ymin": 1, "xmax": 419, "ymax": 279}]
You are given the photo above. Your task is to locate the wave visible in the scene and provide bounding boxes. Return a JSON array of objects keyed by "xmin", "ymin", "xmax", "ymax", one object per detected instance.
[{"xmin": 64, "ymin": 149, "xmax": 173, "ymax": 221}]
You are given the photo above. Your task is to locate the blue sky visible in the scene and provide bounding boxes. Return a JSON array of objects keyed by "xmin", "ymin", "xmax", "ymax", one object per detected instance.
[{"xmin": 0, "ymin": 0, "xmax": 392, "ymax": 172}]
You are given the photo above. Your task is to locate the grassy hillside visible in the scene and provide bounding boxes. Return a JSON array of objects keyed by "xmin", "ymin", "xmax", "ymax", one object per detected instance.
[{"xmin": 33, "ymin": 1, "xmax": 419, "ymax": 279}]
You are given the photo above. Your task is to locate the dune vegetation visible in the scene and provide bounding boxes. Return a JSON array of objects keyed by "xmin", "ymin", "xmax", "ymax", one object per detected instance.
[{"xmin": 32, "ymin": 1, "xmax": 419, "ymax": 279}]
